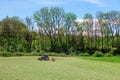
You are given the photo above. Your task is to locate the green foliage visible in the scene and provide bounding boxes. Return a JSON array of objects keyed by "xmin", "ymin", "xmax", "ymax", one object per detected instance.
[
  {"xmin": 30, "ymin": 52, "xmax": 42, "ymax": 56},
  {"xmin": 16, "ymin": 44, "xmax": 25, "ymax": 52},
  {"xmin": 0, "ymin": 17, "xmax": 29, "ymax": 53},
  {"xmin": 114, "ymin": 41, "xmax": 120, "ymax": 55},
  {"xmin": 0, "ymin": 51, "xmax": 13, "ymax": 57},
  {"xmin": 109, "ymin": 50, "xmax": 114, "ymax": 55},
  {"xmin": 104, "ymin": 53, "xmax": 113, "ymax": 57},
  {"xmin": 101, "ymin": 48, "xmax": 110, "ymax": 53},
  {"xmin": 47, "ymin": 52, "xmax": 66, "ymax": 56},
  {"xmin": 69, "ymin": 52, "xmax": 76, "ymax": 56},
  {"xmin": 0, "ymin": 8, "xmax": 120, "ymax": 56},
  {"xmin": 104, "ymin": 48, "xmax": 115, "ymax": 57},
  {"xmin": 109, "ymin": 48, "xmax": 117, "ymax": 56},
  {"xmin": 68, "ymin": 47, "xmax": 76, "ymax": 54},
  {"xmin": 84, "ymin": 48, "xmax": 96, "ymax": 55},
  {"xmin": 13, "ymin": 52, "xmax": 24, "ymax": 56},
  {"xmin": 93, "ymin": 51, "xmax": 104, "ymax": 57},
  {"xmin": 0, "ymin": 52, "xmax": 67, "ymax": 57},
  {"xmin": 111, "ymin": 48, "xmax": 117, "ymax": 51},
  {"xmin": 81, "ymin": 52, "xmax": 90, "ymax": 56}
]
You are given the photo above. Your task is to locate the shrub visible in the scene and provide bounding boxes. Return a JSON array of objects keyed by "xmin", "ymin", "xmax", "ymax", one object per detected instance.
[
  {"xmin": 48, "ymin": 52, "xmax": 66, "ymax": 57},
  {"xmin": 101, "ymin": 48, "xmax": 110, "ymax": 53},
  {"xmin": 56, "ymin": 53, "xmax": 66, "ymax": 57},
  {"xmin": 48, "ymin": 52, "xmax": 56, "ymax": 56},
  {"xmin": 113, "ymin": 48, "xmax": 119, "ymax": 56},
  {"xmin": 30, "ymin": 52, "xmax": 42, "ymax": 56},
  {"xmin": 0, "ymin": 51, "xmax": 13, "ymax": 57},
  {"xmin": 13, "ymin": 52, "xmax": 24, "ymax": 56},
  {"xmin": 19, "ymin": 52, "xmax": 42, "ymax": 56},
  {"xmin": 81, "ymin": 52, "xmax": 90, "ymax": 56},
  {"xmin": 93, "ymin": 51, "xmax": 104, "ymax": 57},
  {"xmin": 0, "ymin": 52, "xmax": 2, "ymax": 56},
  {"xmin": 85, "ymin": 48, "xmax": 96, "ymax": 55},
  {"xmin": 104, "ymin": 50, "xmax": 114, "ymax": 57},
  {"xmin": 111, "ymin": 48, "xmax": 117, "ymax": 51},
  {"xmin": 17, "ymin": 45, "xmax": 25, "ymax": 52},
  {"xmin": 36, "ymin": 49, "xmax": 40, "ymax": 53},
  {"xmin": 69, "ymin": 52, "xmax": 76, "ymax": 56},
  {"xmin": 68, "ymin": 47, "xmax": 76, "ymax": 55},
  {"xmin": 104, "ymin": 53, "xmax": 113, "ymax": 57},
  {"xmin": 23, "ymin": 53, "xmax": 33, "ymax": 56}
]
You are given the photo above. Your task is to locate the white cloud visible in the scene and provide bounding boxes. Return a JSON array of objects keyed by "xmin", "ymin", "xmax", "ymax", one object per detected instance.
[
  {"xmin": 80, "ymin": 0, "xmax": 106, "ymax": 7},
  {"xmin": 41, "ymin": 1, "xmax": 64, "ymax": 5}
]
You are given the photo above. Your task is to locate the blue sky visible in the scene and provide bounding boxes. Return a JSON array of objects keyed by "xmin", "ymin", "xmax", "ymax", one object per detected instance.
[{"xmin": 0, "ymin": 0, "xmax": 120, "ymax": 20}]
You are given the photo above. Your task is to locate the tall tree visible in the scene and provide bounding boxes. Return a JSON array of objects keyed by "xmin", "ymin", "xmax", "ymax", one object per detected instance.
[
  {"xmin": 64, "ymin": 12, "xmax": 77, "ymax": 53},
  {"xmin": 34, "ymin": 7, "xmax": 65, "ymax": 52},
  {"xmin": 83, "ymin": 13, "xmax": 93, "ymax": 49},
  {"xmin": 25, "ymin": 17, "xmax": 33, "ymax": 31},
  {"xmin": 0, "ymin": 17, "xmax": 28, "ymax": 52},
  {"xmin": 24, "ymin": 17, "xmax": 34, "ymax": 52},
  {"xmin": 96, "ymin": 11, "xmax": 107, "ymax": 49},
  {"xmin": 106, "ymin": 11, "xmax": 120, "ymax": 48}
]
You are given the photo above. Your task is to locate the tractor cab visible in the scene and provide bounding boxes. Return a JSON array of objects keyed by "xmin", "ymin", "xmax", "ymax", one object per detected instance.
[{"xmin": 38, "ymin": 53, "xmax": 49, "ymax": 61}]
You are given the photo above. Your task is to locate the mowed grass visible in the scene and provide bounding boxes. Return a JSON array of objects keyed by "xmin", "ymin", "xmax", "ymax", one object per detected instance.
[
  {"xmin": 81, "ymin": 56, "xmax": 120, "ymax": 63},
  {"xmin": 0, "ymin": 56, "xmax": 120, "ymax": 80}
]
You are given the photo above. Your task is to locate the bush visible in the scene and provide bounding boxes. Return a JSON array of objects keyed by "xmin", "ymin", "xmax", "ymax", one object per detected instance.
[
  {"xmin": 36, "ymin": 49, "xmax": 40, "ymax": 53},
  {"xmin": 113, "ymin": 48, "xmax": 120, "ymax": 55},
  {"xmin": 55, "ymin": 53, "xmax": 66, "ymax": 57},
  {"xmin": 23, "ymin": 53, "xmax": 33, "ymax": 56},
  {"xmin": 69, "ymin": 52, "xmax": 76, "ymax": 56},
  {"xmin": 85, "ymin": 48, "xmax": 96, "ymax": 55},
  {"xmin": 13, "ymin": 52, "xmax": 24, "ymax": 56},
  {"xmin": 93, "ymin": 51, "xmax": 104, "ymax": 57},
  {"xmin": 101, "ymin": 48, "xmax": 110, "ymax": 53},
  {"xmin": 0, "ymin": 51, "xmax": 13, "ymax": 57},
  {"xmin": 32, "ymin": 52, "xmax": 42, "ymax": 56},
  {"xmin": 81, "ymin": 52, "xmax": 90, "ymax": 56},
  {"xmin": 109, "ymin": 48, "xmax": 116, "ymax": 55},
  {"xmin": 48, "ymin": 52, "xmax": 66, "ymax": 57},
  {"xmin": 13, "ymin": 52, "xmax": 42, "ymax": 56},
  {"xmin": 68, "ymin": 47, "xmax": 76, "ymax": 55},
  {"xmin": 17, "ymin": 45, "xmax": 25, "ymax": 52},
  {"xmin": 24, "ymin": 52, "xmax": 42, "ymax": 56},
  {"xmin": 104, "ymin": 50, "xmax": 114, "ymax": 57},
  {"xmin": 0, "ymin": 52, "xmax": 2, "ymax": 56},
  {"xmin": 111, "ymin": 48, "xmax": 117, "ymax": 51},
  {"xmin": 104, "ymin": 53, "xmax": 113, "ymax": 57},
  {"xmin": 48, "ymin": 52, "xmax": 56, "ymax": 56}
]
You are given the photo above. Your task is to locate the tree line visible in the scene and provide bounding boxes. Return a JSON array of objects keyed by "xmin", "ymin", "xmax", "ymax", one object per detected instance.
[{"xmin": 0, "ymin": 7, "xmax": 120, "ymax": 55}]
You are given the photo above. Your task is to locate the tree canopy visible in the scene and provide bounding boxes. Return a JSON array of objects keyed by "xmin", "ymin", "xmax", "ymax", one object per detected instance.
[{"xmin": 0, "ymin": 7, "xmax": 120, "ymax": 56}]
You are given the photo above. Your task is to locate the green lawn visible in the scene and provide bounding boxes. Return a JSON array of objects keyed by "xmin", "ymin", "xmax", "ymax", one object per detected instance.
[
  {"xmin": 80, "ymin": 56, "xmax": 120, "ymax": 63},
  {"xmin": 0, "ymin": 56, "xmax": 120, "ymax": 80}
]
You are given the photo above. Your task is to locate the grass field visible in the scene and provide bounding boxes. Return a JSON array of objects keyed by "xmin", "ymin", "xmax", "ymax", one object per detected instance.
[
  {"xmin": 0, "ymin": 56, "xmax": 120, "ymax": 80},
  {"xmin": 81, "ymin": 56, "xmax": 120, "ymax": 63}
]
